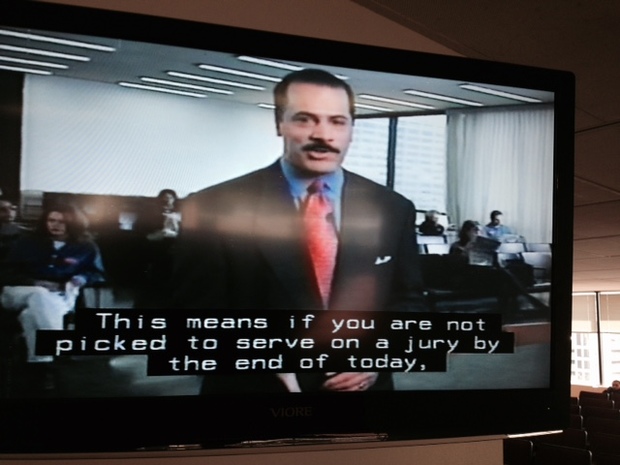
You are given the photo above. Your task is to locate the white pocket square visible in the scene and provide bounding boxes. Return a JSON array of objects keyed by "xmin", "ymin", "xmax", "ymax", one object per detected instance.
[{"xmin": 374, "ymin": 256, "xmax": 392, "ymax": 265}]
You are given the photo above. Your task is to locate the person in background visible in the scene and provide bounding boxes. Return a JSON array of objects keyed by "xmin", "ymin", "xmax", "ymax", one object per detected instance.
[
  {"xmin": 418, "ymin": 209, "xmax": 445, "ymax": 236},
  {"xmin": 136, "ymin": 188, "xmax": 182, "ymax": 241},
  {"xmin": 449, "ymin": 220, "xmax": 480, "ymax": 259},
  {"xmin": 603, "ymin": 380, "xmax": 620, "ymax": 394},
  {"xmin": 133, "ymin": 189, "xmax": 182, "ymax": 308},
  {"xmin": 0, "ymin": 203, "xmax": 104, "ymax": 368},
  {"xmin": 482, "ymin": 210, "xmax": 512, "ymax": 240},
  {"xmin": 448, "ymin": 219, "xmax": 544, "ymax": 315},
  {"xmin": 0, "ymin": 199, "xmax": 22, "ymax": 261}
]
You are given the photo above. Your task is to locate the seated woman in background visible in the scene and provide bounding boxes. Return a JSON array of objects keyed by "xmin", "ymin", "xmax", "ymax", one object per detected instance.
[
  {"xmin": 447, "ymin": 219, "xmax": 545, "ymax": 315},
  {"xmin": 448, "ymin": 220, "xmax": 480, "ymax": 258},
  {"xmin": 0, "ymin": 203, "xmax": 104, "ymax": 363}
]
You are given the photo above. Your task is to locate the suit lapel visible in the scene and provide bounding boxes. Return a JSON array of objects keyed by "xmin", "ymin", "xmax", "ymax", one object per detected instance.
[
  {"xmin": 331, "ymin": 173, "xmax": 384, "ymax": 310},
  {"xmin": 337, "ymin": 173, "xmax": 383, "ymax": 269},
  {"xmin": 254, "ymin": 163, "xmax": 323, "ymax": 309}
]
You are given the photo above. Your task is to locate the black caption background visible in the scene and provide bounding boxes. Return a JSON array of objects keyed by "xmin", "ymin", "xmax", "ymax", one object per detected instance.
[{"xmin": 36, "ymin": 309, "xmax": 514, "ymax": 375}]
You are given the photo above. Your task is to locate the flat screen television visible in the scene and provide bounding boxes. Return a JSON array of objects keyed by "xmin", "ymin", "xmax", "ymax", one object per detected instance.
[{"xmin": 0, "ymin": 1, "xmax": 574, "ymax": 454}]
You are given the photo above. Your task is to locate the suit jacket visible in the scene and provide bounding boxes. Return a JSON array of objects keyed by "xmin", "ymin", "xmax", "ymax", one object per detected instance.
[{"xmin": 170, "ymin": 161, "xmax": 427, "ymax": 392}]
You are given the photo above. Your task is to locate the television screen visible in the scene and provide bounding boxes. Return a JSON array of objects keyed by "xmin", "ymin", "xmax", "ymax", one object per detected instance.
[{"xmin": 0, "ymin": 2, "xmax": 574, "ymax": 454}]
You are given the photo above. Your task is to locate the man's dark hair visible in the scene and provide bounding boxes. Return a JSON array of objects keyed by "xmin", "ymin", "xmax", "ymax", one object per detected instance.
[
  {"xmin": 273, "ymin": 68, "xmax": 355, "ymax": 127},
  {"xmin": 490, "ymin": 210, "xmax": 502, "ymax": 220},
  {"xmin": 157, "ymin": 188, "xmax": 178, "ymax": 201}
]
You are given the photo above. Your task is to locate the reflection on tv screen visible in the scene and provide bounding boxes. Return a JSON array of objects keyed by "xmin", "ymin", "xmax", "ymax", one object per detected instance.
[
  {"xmin": 0, "ymin": 4, "xmax": 574, "ymax": 452},
  {"xmin": 0, "ymin": 25, "xmax": 558, "ymax": 399}
]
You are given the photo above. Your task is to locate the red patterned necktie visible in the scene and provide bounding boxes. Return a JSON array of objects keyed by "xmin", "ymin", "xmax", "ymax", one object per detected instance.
[{"xmin": 303, "ymin": 179, "xmax": 338, "ymax": 309}]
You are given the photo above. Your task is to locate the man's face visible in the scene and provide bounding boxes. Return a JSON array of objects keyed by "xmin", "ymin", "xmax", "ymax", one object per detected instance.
[
  {"xmin": 0, "ymin": 201, "xmax": 12, "ymax": 223},
  {"xmin": 612, "ymin": 380, "xmax": 620, "ymax": 390},
  {"xmin": 8, "ymin": 205, "xmax": 16, "ymax": 222},
  {"xmin": 492, "ymin": 215, "xmax": 502, "ymax": 226},
  {"xmin": 160, "ymin": 193, "xmax": 175, "ymax": 210},
  {"xmin": 46, "ymin": 211, "xmax": 67, "ymax": 240},
  {"xmin": 278, "ymin": 83, "xmax": 353, "ymax": 176}
]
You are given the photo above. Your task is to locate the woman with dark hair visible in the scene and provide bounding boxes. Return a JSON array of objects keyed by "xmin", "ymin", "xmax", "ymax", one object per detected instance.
[
  {"xmin": 449, "ymin": 220, "xmax": 480, "ymax": 258},
  {"xmin": 0, "ymin": 203, "xmax": 104, "ymax": 365},
  {"xmin": 446, "ymin": 219, "xmax": 544, "ymax": 316}
]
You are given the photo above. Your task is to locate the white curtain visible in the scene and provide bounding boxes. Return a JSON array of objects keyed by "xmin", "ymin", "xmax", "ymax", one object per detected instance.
[{"xmin": 446, "ymin": 104, "xmax": 555, "ymax": 243}]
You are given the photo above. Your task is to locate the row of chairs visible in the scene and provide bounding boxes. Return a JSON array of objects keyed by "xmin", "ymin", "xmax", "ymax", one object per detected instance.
[
  {"xmin": 416, "ymin": 237, "xmax": 552, "ymax": 280},
  {"xmin": 571, "ymin": 391, "xmax": 620, "ymax": 432},
  {"xmin": 570, "ymin": 412, "xmax": 620, "ymax": 430},
  {"xmin": 578, "ymin": 389, "xmax": 620, "ymax": 404},
  {"xmin": 504, "ymin": 391, "xmax": 620, "ymax": 464},
  {"xmin": 505, "ymin": 430, "xmax": 620, "ymax": 465},
  {"xmin": 572, "ymin": 397, "xmax": 615, "ymax": 410},
  {"xmin": 571, "ymin": 404, "xmax": 620, "ymax": 420},
  {"xmin": 417, "ymin": 234, "xmax": 551, "ymax": 253},
  {"xmin": 572, "ymin": 391, "xmax": 620, "ymax": 420},
  {"xmin": 417, "ymin": 236, "xmax": 550, "ymax": 252},
  {"xmin": 504, "ymin": 437, "xmax": 591, "ymax": 465}
]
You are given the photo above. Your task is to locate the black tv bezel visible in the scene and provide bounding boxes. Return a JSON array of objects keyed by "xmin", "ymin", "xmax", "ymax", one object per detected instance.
[{"xmin": 0, "ymin": 1, "xmax": 574, "ymax": 454}]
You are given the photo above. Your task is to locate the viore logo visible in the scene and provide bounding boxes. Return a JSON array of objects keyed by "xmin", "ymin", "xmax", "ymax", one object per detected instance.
[{"xmin": 270, "ymin": 406, "xmax": 313, "ymax": 418}]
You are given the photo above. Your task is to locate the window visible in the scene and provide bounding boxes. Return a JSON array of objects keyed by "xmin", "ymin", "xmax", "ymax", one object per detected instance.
[
  {"xmin": 346, "ymin": 118, "xmax": 390, "ymax": 185},
  {"xmin": 599, "ymin": 293, "xmax": 620, "ymax": 386},
  {"xmin": 346, "ymin": 114, "xmax": 447, "ymax": 212},
  {"xmin": 394, "ymin": 115, "xmax": 447, "ymax": 211},
  {"xmin": 571, "ymin": 292, "xmax": 620, "ymax": 387}
]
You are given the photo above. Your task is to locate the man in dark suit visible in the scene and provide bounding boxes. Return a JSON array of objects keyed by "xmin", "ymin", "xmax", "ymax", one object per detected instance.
[{"xmin": 171, "ymin": 69, "xmax": 427, "ymax": 393}]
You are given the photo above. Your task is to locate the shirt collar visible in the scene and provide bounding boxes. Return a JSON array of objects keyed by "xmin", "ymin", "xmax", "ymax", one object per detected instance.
[{"xmin": 279, "ymin": 157, "xmax": 344, "ymax": 202}]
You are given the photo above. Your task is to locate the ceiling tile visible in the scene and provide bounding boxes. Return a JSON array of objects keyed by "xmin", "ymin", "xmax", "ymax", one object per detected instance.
[
  {"xmin": 575, "ymin": 108, "xmax": 605, "ymax": 132},
  {"xmin": 575, "ymin": 126, "xmax": 620, "ymax": 194},
  {"xmin": 574, "ymin": 200, "xmax": 620, "ymax": 239},
  {"xmin": 574, "ymin": 178, "xmax": 620, "ymax": 207},
  {"xmin": 572, "ymin": 279, "xmax": 620, "ymax": 292},
  {"xmin": 573, "ymin": 236, "xmax": 620, "ymax": 256},
  {"xmin": 573, "ymin": 256, "xmax": 620, "ymax": 271}
]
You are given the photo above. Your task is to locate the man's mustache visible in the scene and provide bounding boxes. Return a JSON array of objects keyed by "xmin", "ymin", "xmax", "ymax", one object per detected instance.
[{"xmin": 302, "ymin": 142, "xmax": 340, "ymax": 154}]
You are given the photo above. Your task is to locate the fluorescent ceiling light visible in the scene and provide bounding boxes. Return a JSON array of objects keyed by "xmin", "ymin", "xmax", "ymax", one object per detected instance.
[
  {"xmin": 141, "ymin": 77, "xmax": 233, "ymax": 95},
  {"xmin": 0, "ymin": 55, "xmax": 68, "ymax": 69},
  {"xmin": 0, "ymin": 44, "xmax": 90, "ymax": 61},
  {"xmin": 358, "ymin": 94, "xmax": 435, "ymax": 110},
  {"xmin": 118, "ymin": 82, "xmax": 206, "ymax": 98},
  {"xmin": 198, "ymin": 64, "xmax": 281, "ymax": 82},
  {"xmin": 0, "ymin": 29, "xmax": 115, "ymax": 52},
  {"xmin": 403, "ymin": 89, "xmax": 483, "ymax": 107},
  {"xmin": 167, "ymin": 71, "xmax": 265, "ymax": 90},
  {"xmin": 355, "ymin": 103, "xmax": 393, "ymax": 112},
  {"xmin": 0, "ymin": 64, "xmax": 52, "ymax": 75},
  {"xmin": 236, "ymin": 56, "xmax": 349, "ymax": 80},
  {"xmin": 459, "ymin": 84, "xmax": 542, "ymax": 103},
  {"xmin": 237, "ymin": 56, "xmax": 302, "ymax": 71},
  {"xmin": 258, "ymin": 103, "xmax": 275, "ymax": 109}
]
